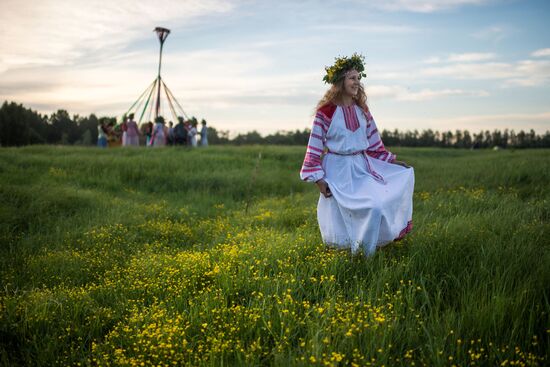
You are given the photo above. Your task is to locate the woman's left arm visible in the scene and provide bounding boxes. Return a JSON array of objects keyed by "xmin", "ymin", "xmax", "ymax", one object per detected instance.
[
  {"xmin": 392, "ymin": 160, "xmax": 411, "ymax": 168},
  {"xmin": 363, "ymin": 108, "xmax": 396, "ymax": 163}
]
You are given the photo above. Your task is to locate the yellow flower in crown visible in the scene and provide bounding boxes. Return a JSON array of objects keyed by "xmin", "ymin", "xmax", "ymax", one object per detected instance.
[{"xmin": 323, "ymin": 53, "xmax": 367, "ymax": 84}]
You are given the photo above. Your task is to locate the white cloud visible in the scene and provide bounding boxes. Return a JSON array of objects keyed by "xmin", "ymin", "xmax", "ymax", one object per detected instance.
[
  {"xmin": 421, "ymin": 59, "xmax": 550, "ymax": 86},
  {"xmin": 503, "ymin": 60, "xmax": 550, "ymax": 87},
  {"xmin": 367, "ymin": 84, "xmax": 489, "ymax": 101},
  {"xmin": 531, "ymin": 48, "xmax": 550, "ymax": 57},
  {"xmin": 471, "ymin": 26, "xmax": 508, "ymax": 43},
  {"xmin": 422, "ymin": 53, "xmax": 496, "ymax": 65},
  {"xmin": 310, "ymin": 23, "xmax": 419, "ymax": 34},
  {"xmin": 422, "ymin": 62, "xmax": 514, "ymax": 78},
  {"xmin": 448, "ymin": 53, "xmax": 496, "ymax": 62},
  {"xmin": 400, "ymin": 88, "xmax": 489, "ymax": 101},
  {"xmin": 370, "ymin": 0, "xmax": 492, "ymax": 13},
  {"xmin": 0, "ymin": 0, "xmax": 234, "ymax": 72},
  {"xmin": 423, "ymin": 56, "xmax": 442, "ymax": 64},
  {"xmin": 417, "ymin": 49, "xmax": 550, "ymax": 86}
]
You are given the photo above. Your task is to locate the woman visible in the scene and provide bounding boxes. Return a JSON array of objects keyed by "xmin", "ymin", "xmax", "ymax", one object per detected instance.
[
  {"xmin": 97, "ymin": 121, "xmax": 108, "ymax": 148},
  {"xmin": 124, "ymin": 113, "xmax": 140, "ymax": 147},
  {"xmin": 121, "ymin": 118, "xmax": 128, "ymax": 146},
  {"xmin": 144, "ymin": 121, "xmax": 153, "ymax": 146},
  {"xmin": 300, "ymin": 53, "xmax": 414, "ymax": 256},
  {"xmin": 189, "ymin": 122, "xmax": 198, "ymax": 147},
  {"xmin": 149, "ymin": 116, "xmax": 167, "ymax": 147},
  {"xmin": 200, "ymin": 120, "xmax": 208, "ymax": 146}
]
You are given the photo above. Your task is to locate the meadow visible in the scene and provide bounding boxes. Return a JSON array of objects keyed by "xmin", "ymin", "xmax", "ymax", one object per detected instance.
[{"xmin": 0, "ymin": 145, "xmax": 548, "ymax": 366}]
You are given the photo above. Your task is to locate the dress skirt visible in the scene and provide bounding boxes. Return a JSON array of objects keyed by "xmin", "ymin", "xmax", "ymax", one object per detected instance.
[
  {"xmin": 318, "ymin": 153, "xmax": 414, "ymax": 255},
  {"xmin": 152, "ymin": 135, "xmax": 166, "ymax": 147},
  {"xmin": 125, "ymin": 135, "xmax": 140, "ymax": 146}
]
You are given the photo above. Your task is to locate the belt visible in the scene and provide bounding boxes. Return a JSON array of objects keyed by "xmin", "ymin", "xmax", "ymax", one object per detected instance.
[{"xmin": 327, "ymin": 149, "xmax": 363, "ymax": 156}]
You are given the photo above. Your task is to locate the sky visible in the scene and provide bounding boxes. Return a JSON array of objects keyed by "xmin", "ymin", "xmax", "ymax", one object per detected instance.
[{"xmin": 1, "ymin": 0, "xmax": 550, "ymax": 135}]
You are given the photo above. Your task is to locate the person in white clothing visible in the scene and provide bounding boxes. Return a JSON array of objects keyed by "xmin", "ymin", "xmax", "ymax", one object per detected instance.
[
  {"xmin": 150, "ymin": 116, "xmax": 167, "ymax": 147},
  {"xmin": 189, "ymin": 121, "xmax": 198, "ymax": 147},
  {"xmin": 124, "ymin": 113, "xmax": 140, "ymax": 147},
  {"xmin": 300, "ymin": 53, "xmax": 414, "ymax": 256},
  {"xmin": 200, "ymin": 120, "xmax": 208, "ymax": 146}
]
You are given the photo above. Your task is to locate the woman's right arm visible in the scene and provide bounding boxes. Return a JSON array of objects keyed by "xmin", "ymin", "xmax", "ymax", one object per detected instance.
[
  {"xmin": 315, "ymin": 179, "xmax": 332, "ymax": 198},
  {"xmin": 300, "ymin": 110, "xmax": 330, "ymax": 183}
]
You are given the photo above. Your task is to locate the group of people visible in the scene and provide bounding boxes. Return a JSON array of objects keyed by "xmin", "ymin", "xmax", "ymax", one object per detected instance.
[{"xmin": 98, "ymin": 114, "xmax": 208, "ymax": 148}]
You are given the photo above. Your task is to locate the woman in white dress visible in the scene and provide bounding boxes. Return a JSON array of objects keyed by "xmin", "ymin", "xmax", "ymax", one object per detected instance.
[
  {"xmin": 300, "ymin": 54, "xmax": 414, "ymax": 256},
  {"xmin": 200, "ymin": 120, "xmax": 208, "ymax": 146},
  {"xmin": 149, "ymin": 116, "xmax": 167, "ymax": 147},
  {"xmin": 189, "ymin": 122, "xmax": 198, "ymax": 147},
  {"xmin": 124, "ymin": 113, "xmax": 141, "ymax": 147}
]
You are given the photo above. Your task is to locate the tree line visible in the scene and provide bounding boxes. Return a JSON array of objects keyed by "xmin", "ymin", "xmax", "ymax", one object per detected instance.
[{"xmin": 1, "ymin": 101, "xmax": 549, "ymax": 148}]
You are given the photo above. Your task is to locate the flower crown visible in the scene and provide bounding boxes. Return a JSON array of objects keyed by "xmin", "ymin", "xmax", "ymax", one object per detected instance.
[{"xmin": 323, "ymin": 53, "xmax": 367, "ymax": 84}]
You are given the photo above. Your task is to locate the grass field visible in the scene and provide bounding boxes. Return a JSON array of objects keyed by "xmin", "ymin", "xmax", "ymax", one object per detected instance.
[{"xmin": 0, "ymin": 145, "xmax": 549, "ymax": 366}]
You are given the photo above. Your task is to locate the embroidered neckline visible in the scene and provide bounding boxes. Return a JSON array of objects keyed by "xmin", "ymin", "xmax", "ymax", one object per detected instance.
[{"xmin": 341, "ymin": 105, "xmax": 360, "ymax": 132}]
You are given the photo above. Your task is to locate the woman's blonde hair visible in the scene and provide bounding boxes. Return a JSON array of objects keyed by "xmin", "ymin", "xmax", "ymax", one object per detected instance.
[{"xmin": 315, "ymin": 74, "xmax": 368, "ymax": 113}]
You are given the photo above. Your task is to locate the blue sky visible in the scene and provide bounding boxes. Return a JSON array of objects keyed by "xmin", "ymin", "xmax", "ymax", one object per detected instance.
[{"xmin": 1, "ymin": 0, "xmax": 549, "ymax": 135}]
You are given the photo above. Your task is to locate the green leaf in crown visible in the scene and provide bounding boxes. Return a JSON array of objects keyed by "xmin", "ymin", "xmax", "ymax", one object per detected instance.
[{"xmin": 323, "ymin": 53, "xmax": 367, "ymax": 84}]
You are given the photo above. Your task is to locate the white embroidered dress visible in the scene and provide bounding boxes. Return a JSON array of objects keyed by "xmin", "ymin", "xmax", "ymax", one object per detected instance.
[
  {"xmin": 151, "ymin": 122, "xmax": 166, "ymax": 147},
  {"xmin": 300, "ymin": 104, "xmax": 414, "ymax": 255}
]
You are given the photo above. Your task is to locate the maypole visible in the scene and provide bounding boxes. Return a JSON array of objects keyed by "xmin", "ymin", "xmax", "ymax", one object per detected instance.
[
  {"xmin": 154, "ymin": 27, "xmax": 170, "ymax": 120},
  {"xmin": 124, "ymin": 27, "xmax": 189, "ymax": 125}
]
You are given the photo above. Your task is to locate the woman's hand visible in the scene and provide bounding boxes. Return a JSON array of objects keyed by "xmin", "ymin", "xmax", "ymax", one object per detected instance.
[
  {"xmin": 393, "ymin": 160, "xmax": 411, "ymax": 168},
  {"xmin": 316, "ymin": 179, "xmax": 332, "ymax": 198}
]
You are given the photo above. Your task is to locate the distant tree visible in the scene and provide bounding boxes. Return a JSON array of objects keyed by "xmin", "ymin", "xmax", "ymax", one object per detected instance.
[
  {"xmin": 233, "ymin": 130, "xmax": 263, "ymax": 145},
  {"xmin": 454, "ymin": 130, "xmax": 463, "ymax": 148},
  {"xmin": 393, "ymin": 129, "xmax": 401, "ymax": 146},
  {"xmin": 529, "ymin": 129, "xmax": 537, "ymax": 147},
  {"xmin": 0, "ymin": 101, "xmax": 48, "ymax": 146},
  {"xmin": 484, "ymin": 130, "xmax": 492, "ymax": 148},
  {"xmin": 492, "ymin": 130, "xmax": 503, "ymax": 148},
  {"xmin": 462, "ymin": 130, "xmax": 472, "ymax": 149},
  {"xmin": 441, "ymin": 131, "xmax": 453, "ymax": 147},
  {"xmin": 207, "ymin": 126, "xmax": 230, "ymax": 145},
  {"xmin": 264, "ymin": 129, "xmax": 310, "ymax": 145},
  {"xmin": 80, "ymin": 130, "xmax": 92, "ymax": 145},
  {"xmin": 48, "ymin": 110, "xmax": 75, "ymax": 144},
  {"xmin": 516, "ymin": 130, "xmax": 527, "ymax": 148},
  {"xmin": 502, "ymin": 129, "xmax": 510, "ymax": 147},
  {"xmin": 419, "ymin": 129, "xmax": 436, "ymax": 147},
  {"xmin": 78, "ymin": 114, "xmax": 99, "ymax": 145},
  {"xmin": 402, "ymin": 130, "xmax": 416, "ymax": 146},
  {"xmin": 509, "ymin": 130, "xmax": 517, "ymax": 147},
  {"xmin": 381, "ymin": 129, "xmax": 398, "ymax": 146}
]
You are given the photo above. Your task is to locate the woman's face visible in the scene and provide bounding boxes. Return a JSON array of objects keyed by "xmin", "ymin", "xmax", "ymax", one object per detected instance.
[{"xmin": 343, "ymin": 69, "xmax": 361, "ymax": 97}]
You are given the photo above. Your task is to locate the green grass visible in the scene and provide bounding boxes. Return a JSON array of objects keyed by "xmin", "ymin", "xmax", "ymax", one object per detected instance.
[{"xmin": 0, "ymin": 145, "xmax": 548, "ymax": 366}]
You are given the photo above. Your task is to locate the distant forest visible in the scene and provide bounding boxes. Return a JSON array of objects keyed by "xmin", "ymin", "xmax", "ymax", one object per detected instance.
[{"xmin": 1, "ymin": 101, "xmax": 549, "ymax": 148}]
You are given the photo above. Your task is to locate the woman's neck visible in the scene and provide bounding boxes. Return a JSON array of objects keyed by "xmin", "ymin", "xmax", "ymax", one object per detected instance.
[{"xmin": 338, "ymin": 95, "xmax": 354, "ymax": 107}]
